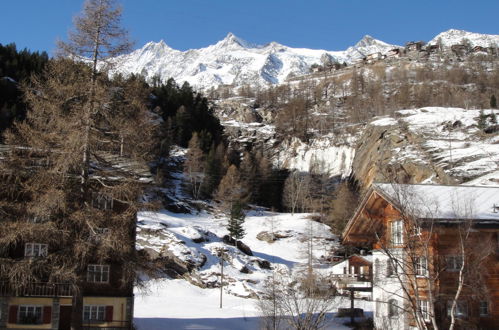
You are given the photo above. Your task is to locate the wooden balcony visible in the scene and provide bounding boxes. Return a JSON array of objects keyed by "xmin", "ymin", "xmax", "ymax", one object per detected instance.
[
  {"xmin": 330, "ymin": 274, "xmax": 373, "ymax": 289},
  {"xmin": 82, "ymin": 321, "xmax": 131, "ymax": 330},
  {"xmin": 0, "ymin": 281, "xmax": 72, "ymax": 297}
]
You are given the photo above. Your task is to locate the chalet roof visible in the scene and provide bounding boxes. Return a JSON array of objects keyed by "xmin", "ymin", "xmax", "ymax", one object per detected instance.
[{"xmin": 373, "ymin": 183, "xmax": 499, "ymax": 222}]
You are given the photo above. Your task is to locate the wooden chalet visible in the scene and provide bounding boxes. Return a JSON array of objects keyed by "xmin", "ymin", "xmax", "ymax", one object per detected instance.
[
  {"xmin": 0, "ymin": 145, "xmax": 153, "ymax": 330},
  {"xmin": 405, "ymin": 41, "xmax": 425, "ymax": 52},
  {"xmin": 343, "ymin": 183, "xmax": 499, "ymax": 330}
]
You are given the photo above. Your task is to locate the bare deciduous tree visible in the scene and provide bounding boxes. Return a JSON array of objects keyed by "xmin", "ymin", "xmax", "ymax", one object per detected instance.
[
  {"xmin": 282, "ymin": 171, "xmax": 311, "ymax": 214},
  {"xmin": 257, "ymin": 270, "xmax": 338, "ymax": 330},
  {"xmin": 0, "ymin": 1, "xmax": 155, "ymax": 329}
]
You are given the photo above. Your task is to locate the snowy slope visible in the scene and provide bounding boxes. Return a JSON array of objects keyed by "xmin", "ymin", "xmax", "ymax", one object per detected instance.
[
  {"xmin": 113, "ymin": 33, "xmax": 398, "ymax": 89},
  {"xmin": 369, "ymin": 107, "xmax": 499, "ymax": 186},
  {"xmin": 134, "ymin": 208, "xmax": 373, "ymax": 329},
  {"xmin": 428, "ymin": 29, "xmax": 499, "ymax": 48}
]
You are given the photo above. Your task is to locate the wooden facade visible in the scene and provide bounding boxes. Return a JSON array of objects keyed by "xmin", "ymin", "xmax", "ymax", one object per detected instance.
[{"xmin": 343, "ymin": 184, "xmax": 499, "ymax": 329}]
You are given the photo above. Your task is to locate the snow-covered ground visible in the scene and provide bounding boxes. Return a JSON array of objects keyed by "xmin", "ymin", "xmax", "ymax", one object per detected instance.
[
  {"xmin": 137, "ymin": 209, "xmax": 340, "ymax": 297},
  {"xmin": 134, "ymin": 278, "xmax": 372, "ymax": 330},
  {"xmin": 134, "ymin": 187, "xmax": 371, "ymax": 329}
]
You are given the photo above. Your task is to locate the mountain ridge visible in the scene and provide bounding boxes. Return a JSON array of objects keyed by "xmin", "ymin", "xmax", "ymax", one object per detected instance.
[{"xmin": 113, "ymin": 29, "xmax": 499, "ymax": 90}]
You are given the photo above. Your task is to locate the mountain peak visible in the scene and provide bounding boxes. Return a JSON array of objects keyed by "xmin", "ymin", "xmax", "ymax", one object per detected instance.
[
  {"xmin": 429, "ymin": 29, "xmax": 499, "ymax": 48},
  {"xmin": 354, "ymin": 35, "xmax": 389, "ymax": 49},
  {"xmin": 217, "ymin": 32, "xmax": 256, "ymax": 49},
  {"xmin": 143, "ymin": 40, "xmax": 172, "ymax": 51}
]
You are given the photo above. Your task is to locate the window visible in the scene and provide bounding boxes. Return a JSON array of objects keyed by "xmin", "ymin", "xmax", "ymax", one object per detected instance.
[
  {"xmin": 375, "ymin": 300, "xmax": 382, "ymax": 317},
  {"xmin": 374, "ymin": 259, "xmax": 380, "ymax": 282},
  {"xmin": 83, "ymin": 305, "xmax": 105, "ymax": 322},
  {"xmin": 415, "ymin": 257, "xmax": 428, "ymax": 277},
  {"xmin": 447, "ymin": 301, "xmax": 467, "ymax": 319},
  {"xmin": 87, "ymin": 264, "xmax": 110, "ymax": 283},
  {"xmin": 445, "ymin": 256, "xmax": 463, "ymax": 272},
  {"xmin": 479, "ymin": 301, "xmax": 489, "ymax": 316},
  {"xmin": 418, "ymin": 300, "xmax": 430, "ymax": 322},
  {"xmin": 412, "ymin": 226, "xmax": 422, "ymax": 236},
  {"xmin": 388, "ymin": 299, "xmax": 399, "ymax": 317},
  {"xmin": 24, "ymin": 243, "xmax": 48, "ymax": 257},
  {"xmin": 91, "ymin": 228, "xmax": 110, "ymax": 243},
  {"xmin": 91, "ymin": 192, "xmax": 114, "ymax": 210},
  {"xmin": 18, "ymin": 306, "xmax": 42, "ymax": 324},
  {"xmin": 386, "ymin": 260, "xmax": 401, "ymax": 277},
  {"xmin": 387, "ymin": 260, "xmax": 395, "ymax": 277},
  {"xmin": 391, "ymin": 220, "xmax": 403, "ymax": 245}
]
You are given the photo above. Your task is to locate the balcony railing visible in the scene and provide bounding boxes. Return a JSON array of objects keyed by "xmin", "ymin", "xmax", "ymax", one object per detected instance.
[
  {"xmin": 82, "ymin": 321, "xmax": 131, "ymax": 330},
  {"xmin": 0, "ymin": 282, "xmax": 72, "ymax": 297}
]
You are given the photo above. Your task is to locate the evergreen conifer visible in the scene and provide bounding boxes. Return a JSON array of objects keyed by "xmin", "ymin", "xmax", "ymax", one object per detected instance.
[{"xmin": 227, "ymin": 201, "xmax": 246, "ymax": 243}]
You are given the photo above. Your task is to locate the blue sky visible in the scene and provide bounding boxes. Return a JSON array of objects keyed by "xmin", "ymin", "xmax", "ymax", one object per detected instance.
[{"xmin": 1, "ymin": 0, "xmax": 498, "ymax": 55}]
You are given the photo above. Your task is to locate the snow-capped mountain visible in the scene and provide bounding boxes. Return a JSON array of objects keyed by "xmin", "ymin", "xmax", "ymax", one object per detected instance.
[
  {"xmin": 113, "ymin": 29, "xmax": 499, "ymax": 90},
  {"xmin": 428, "ymin": 29, "xmax": 499, "ymax": 48},
  {"xmin": 113, "ymin": 33, "xmax": 398, "ymax": 90}
]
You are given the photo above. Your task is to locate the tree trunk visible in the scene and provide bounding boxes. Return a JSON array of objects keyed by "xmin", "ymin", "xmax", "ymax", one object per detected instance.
[{"xmin": 70, "ymin": 287, "xmax": 83, "ymax": 330}]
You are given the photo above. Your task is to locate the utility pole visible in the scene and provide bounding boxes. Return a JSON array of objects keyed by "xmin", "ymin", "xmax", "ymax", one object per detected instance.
[{"xmin": 219, "ymin": 250, "xmax": 224, "ymax": 309}]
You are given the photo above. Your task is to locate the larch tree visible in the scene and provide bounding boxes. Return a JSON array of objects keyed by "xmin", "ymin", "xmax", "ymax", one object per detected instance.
[
  {"xmin": 0, "ymin": 1, "xmax": 155, "ymax": 329},
  {"xmin": 183, "ymin": 132, "xmax": 205, "ymax": 199},
  {"xmin": 215, "ymin": 164, "xmax": 248, "ymax": 214}
]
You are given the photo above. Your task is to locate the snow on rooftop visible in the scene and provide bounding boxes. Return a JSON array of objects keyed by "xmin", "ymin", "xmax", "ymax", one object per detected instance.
[{"xmin": 374, "ymin": 183, "xmax": 499, "ymax": 222}]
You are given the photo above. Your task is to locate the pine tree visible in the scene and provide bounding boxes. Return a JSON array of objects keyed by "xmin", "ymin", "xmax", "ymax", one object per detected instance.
[
  {"xmin": 478, "ymin": 109, "xmax": 488, "ymax": 130},
  {"xmin": 490, "ymin": 95, "xmax": 497, "ymax": 109},
  {"xmin": 227, "ymin": 200, "xmax": 246, "ymax": 244}
]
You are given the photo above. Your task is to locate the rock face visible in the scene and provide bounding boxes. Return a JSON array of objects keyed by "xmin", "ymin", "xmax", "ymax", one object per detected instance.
[
  {"xmin": 214, "ymin": 98, "xmax": 264, "ymax": 124},
  {"xmin": 350, "ymin": 118, "xmax": 454, "ymax": 190}
]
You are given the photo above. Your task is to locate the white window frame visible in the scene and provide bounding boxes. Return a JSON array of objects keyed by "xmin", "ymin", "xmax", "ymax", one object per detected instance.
[
  {"xmin": 18, "ymin": 305, "xmax": 43, "ymax": 324},
  {"xmin": 412, "ymin": 226, "xmax": 422, "ymax": 236},
  {"xmin": 86, "ymin": 264, "xmax": 110, "ymax": 283},
  {"xmin": 479, "ymin": 301, "xmax": 489, "ymax": 316},
  {"xmin": 445, "ymin": 255, "xmax": 463, "ymax": 272},
  {"xmin": 24, "ymin": 243, "xmax": 48, "ymax": 258},
  {"xmin": 415, "ymin": 256, "xmax": 428, "ymax": 277},
  {"xmin": 91, "ymin": 192, "xmax": 114, "ymax": 210},
  {"xmin": 391, "ymin": 220, "xmax": 404, "ymax": 245},
  {"xmin": 83, "ymin": 305, "xmax": 105, "ymax": 322},
  {"xmin": 418, "ymin": 299, "xmax": 430, "ymax": 322}
]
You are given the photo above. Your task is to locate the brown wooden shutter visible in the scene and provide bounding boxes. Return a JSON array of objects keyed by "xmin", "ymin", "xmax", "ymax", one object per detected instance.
[
  {"xmin": 43, "ymin": 306, "xmax": 52, "ymax": 324},
  {"xmin": 8, "ymin": 305, "xmax": 18, "ymax": 324},
  {"xmin": 105, "ymin": 306, "xmax": 113, "ymax": 322}
]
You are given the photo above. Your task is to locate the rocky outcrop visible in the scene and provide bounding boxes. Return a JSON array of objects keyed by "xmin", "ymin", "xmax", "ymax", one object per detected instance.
[
  {"xmin": 222, "ymin": 235, "xmax": 253, "ymax": 256},
  {"xmin": 214, "ymin": 97, "xmax": 268, "ymax": 124},
  {"xmin": 350, "ymin": 119, "xmax": 454, "ymax": 190}
]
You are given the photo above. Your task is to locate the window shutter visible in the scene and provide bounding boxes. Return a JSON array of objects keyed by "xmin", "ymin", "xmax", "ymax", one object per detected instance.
[
  {"xmin": 43, "ymin": 306, "xmax": 52, "ymax": 324},
  {"xmin": 105, "ymin": 306, "xmax": 113, "ymax": 322},
  {"xmin": 8, "ymin": 305, "xmax": 18, "ymax": 324}
]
